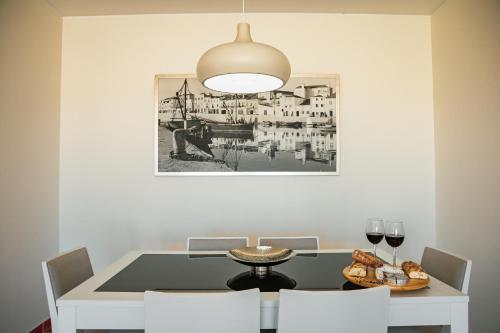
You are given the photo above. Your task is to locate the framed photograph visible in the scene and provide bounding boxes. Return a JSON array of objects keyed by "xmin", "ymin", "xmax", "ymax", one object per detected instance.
[{"xmin": 154, "ymin": 74, "xmax": 340, "ymax": 175}]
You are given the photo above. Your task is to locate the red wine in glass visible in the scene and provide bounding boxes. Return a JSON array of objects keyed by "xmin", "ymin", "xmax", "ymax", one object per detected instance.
[
  {"xmin": 385, "ymin": 220, "xmax": 405, "ymax": 269},
  {"xmin": 366, "ymin": 232, "xmax": 384, "ymax": 244},
  {"xmin": 385, "ymin": 234, "xmax": 405, "ymax": 247},
  {"xmin": 365, "ymin": 218, "xmax": 385, "ymax": 257}
]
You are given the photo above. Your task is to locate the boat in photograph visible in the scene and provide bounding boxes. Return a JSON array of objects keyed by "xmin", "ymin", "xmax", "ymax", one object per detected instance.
[
  {"xmin": 184, "ymin": 133, "xmax": 214, "ymax": 157},
  {"xmin": 318, "ymin": 123, "xmax": 336, "ymax": 133},
  {"xmin": 306, "ymin": 118, "xmax": 316, "ymax": 128},
  {"xmin": 207, "ymin": 122, "xmax": 253, "ymax": 133},
  {"xmin": 276, "ymin": 121, "xmax": 302, "ymax": 128},
  {"xmin": 166, "ymin": 118, "xmax": 203, "ymax": 131}
]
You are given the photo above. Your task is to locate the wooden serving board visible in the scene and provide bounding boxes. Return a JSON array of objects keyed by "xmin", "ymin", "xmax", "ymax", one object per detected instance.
[{"xmin": 342, "ymin": 266, "xmax": 430, "ymax": 292}]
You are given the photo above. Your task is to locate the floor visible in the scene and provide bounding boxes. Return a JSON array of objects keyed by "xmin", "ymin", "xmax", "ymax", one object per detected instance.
[{"xmin": 30, "ymin": 319, "xmax": 51, "ymax": 333}]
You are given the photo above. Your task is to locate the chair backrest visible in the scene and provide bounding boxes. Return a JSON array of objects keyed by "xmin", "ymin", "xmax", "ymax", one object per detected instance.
[
  {"xmin": 41, "ymin": 248, "xmax": 94, "ymax": 333},
  {"xmin": 187, "ymin": 236, "xmax": 249, "ymax": 251},
  {"xmin": 257, "ymin": 236, "xmax": 319, "ymax": 250},
  {"xmin": 421, "ymin": 247, "xmax": 472, "ymax": 294},
  {"xmin": 145, "ymin": 289, "xmax": 261, "ymax": 333},
  {"xmin": 278, "ymin": 287, "xmax": 390, "ymax": 333}
]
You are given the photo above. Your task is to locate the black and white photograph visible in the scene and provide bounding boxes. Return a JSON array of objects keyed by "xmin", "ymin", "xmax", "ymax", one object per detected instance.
[{"xmin": 155, "ymin": 74, "xmax": 340, "ymax": 175}]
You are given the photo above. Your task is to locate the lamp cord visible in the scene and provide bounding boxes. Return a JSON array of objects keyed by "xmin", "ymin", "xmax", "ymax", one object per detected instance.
[{"xmin": 242, "ymin": 0, "xmax": 246, "ymax": 22}]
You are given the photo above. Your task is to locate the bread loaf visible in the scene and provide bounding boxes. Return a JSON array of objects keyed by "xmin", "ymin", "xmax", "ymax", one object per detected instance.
[{"xmin": 352, "ymin": 250, "xmax": 383, "ymax": 268}]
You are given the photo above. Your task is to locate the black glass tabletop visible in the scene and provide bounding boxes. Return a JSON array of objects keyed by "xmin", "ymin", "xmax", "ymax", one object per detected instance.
[{"xmin": 95, "ymin": 252, "xmax": 352, "ymax": 292}]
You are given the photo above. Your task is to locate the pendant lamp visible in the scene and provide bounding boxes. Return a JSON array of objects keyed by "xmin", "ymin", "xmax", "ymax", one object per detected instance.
[{"xmin": 196, "ymin": 1, "xmax": 291, "ymax": 94}]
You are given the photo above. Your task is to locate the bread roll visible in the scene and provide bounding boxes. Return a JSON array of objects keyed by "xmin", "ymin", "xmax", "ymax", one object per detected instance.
[
  {"xmin": 402, "ymin": 261, "xmax": 428, "ymax": 280},
  {"xmin": 348, "ymin": 261, "xmax": 367, "ymax": 277}
]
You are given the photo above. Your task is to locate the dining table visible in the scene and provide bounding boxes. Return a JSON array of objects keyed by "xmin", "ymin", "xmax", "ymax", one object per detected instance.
[{"xmin": 56, "ymin": 249, "xmax": 469, "ymax": 333}]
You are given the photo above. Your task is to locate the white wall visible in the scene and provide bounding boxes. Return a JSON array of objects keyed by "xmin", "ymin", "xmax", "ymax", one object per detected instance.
[
  {"xmin": 60, "ymin": 13, "xmax": 435, "ymax": 270},
  {"xmin": 0, "ymin": 0, "xmax": 61, "ymax": 332},
  {"xmin": 431, "ymin": 0, "xmax": 500, "ymax": 332}
]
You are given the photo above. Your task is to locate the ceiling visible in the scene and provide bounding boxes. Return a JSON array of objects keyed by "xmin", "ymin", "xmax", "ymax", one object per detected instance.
[{"xmin": 46, "ymin": 0, "xmax": 446, "ymax": 16}]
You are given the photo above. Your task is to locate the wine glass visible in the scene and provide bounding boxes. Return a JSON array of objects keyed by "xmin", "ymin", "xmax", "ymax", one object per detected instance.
[
  {"xmin": 385, "ymin": 220, "xmax": 405, "ymax": 269},
  {"xmin": 365, "ymin": 218, "xmax": 385, "ymax": 258}
]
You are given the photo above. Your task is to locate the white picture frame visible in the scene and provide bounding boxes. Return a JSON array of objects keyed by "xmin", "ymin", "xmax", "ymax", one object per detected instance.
[{"xmin": 154, "ymin": 73, "xmax": 340, "ymax": 176}]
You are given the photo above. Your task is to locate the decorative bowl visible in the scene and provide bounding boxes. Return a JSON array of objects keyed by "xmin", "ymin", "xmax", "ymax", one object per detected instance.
[{"xmin": 228, "ymin": 246, "xmax": 295, "ymax": 266}]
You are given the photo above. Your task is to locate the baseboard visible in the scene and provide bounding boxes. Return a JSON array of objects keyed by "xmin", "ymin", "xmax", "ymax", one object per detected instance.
[{"xmin": 28, "ymin": 318, "xmax": 51, "ymax": 333}]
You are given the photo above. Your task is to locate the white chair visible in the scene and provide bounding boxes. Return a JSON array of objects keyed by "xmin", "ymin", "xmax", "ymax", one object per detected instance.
[
  {"xmin": 187, "ymin": 236, "xmax": 249, "ymax": 251},
  {"xmin": 278, "ymin": 286, "xmax": 390, "ymax": 333},
  {"xmin": 389, "ymin": 247, "xmax": 472, "ymax": 333},
  {"xmin": 257, "ymin": 236, "xmax": 319, "ymax": 250},
  {"xmin": 42, "ymin": 248, "xmax": 94, "ymax": 333},
  {"xmin": 144, "ymin": 288, "xmax": 261, "ymax": 333}
]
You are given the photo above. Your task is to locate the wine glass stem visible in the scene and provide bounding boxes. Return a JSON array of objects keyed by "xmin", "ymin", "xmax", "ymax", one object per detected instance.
[
  {"xmin": 373, "ymin": 244, "xmax": 377, "ymax": 257},
  {"xmin": 392, "ymin": 247, "xmax": 397, "ymax": 267}
]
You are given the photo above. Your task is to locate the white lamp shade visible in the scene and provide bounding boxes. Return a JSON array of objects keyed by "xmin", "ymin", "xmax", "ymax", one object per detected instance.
[{"xmin": 197, "ymin": 23, "xmax": 291, "ymax": 94}]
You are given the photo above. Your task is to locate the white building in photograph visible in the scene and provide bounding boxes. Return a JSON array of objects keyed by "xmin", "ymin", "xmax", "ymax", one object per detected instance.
[{"xmin": 159, "ymin": 83, "xmax": 336, "ymax": 125}]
